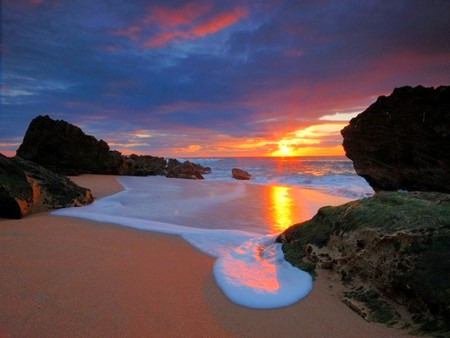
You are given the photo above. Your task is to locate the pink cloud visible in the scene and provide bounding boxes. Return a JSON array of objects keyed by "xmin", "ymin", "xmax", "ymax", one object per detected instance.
[
  {"xmin": 112, "ymin": 3, "xmax": 247, "ymax": 49},
  {"xmin": 142, "ymin": 3, "xmax": 212, "ymax": 27},
  {"xmin": 191, "ymin": 7, "xmax": 247, "ymax": 37},
  {"xmin": 142, "ymin": 31, "xmax": 189, "ymax": 48}
]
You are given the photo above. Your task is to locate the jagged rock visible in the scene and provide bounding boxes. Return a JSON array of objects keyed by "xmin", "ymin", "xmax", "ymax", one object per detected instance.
[
  {"xmin": 341, "ymin": 85, "xmax": 450, "ymax": 193},
  {"xmin": 123, "ymin": 154, "xmax": 166, "ymax": 176},
  {"xmin": 0, "ymin": 154, "xmax": 93, "ymax": 219},
  {"xmin": 15, "ymin": 115, "xmax": 210, "ymax": 179},
  {"xmin": 232, "ymin": 168, "xmax": 251, "ymax": 180},
  {"xmin": 166, "ymin": 159, "xmax": 205, "ymax": 179},
  {"xmin": 277, "ymin": 191, "xmax": 450, "ymax": 335},
  {"xmin": 16, "ymin": 115, "xmax": 123, "ymax": 175}
]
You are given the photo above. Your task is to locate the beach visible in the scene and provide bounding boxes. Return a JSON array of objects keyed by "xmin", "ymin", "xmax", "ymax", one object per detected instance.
[{"xmin": 0, "ymin": 175, "xmax": 411, "ymax": 337}]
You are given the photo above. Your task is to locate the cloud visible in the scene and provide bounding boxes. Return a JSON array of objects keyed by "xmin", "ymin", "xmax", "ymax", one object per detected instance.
[
  {"xmin": 191, "ymin": 7, "xmax": 247, "ymax": 37},
  {"xmin": 319, "ymin": 112, "xmax": 361, "ymax": 122},
  {"xmin": 112, "ymin": 2, "xmax": 247, "ymax": 48},
  {"xmin": 142, "ymin": 2, "xmax": 212, "ymax": 27},
  {"xmin": 1, "ymin": 0, "xmax": 449, "ymax": 157}
]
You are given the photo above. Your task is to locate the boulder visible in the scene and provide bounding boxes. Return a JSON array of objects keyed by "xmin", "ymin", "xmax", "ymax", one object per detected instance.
[
  {"xmin": 166, "ymin": 159, "xmax": 204, "ymax": 179},
  {"xmin": 341, "ymin": 85, "xmax": 450, "ymax": 193},
  {"xmin": 232, "ymin": 168, "xmax": 251, "ymax": 180},
  {"xmin": 123, "ymin": 154, "xmax": 167, "ymax": 176},
  {"xmin": 0, "ymin": 154, "xmax": 94, "ymax": 219},
  {"xmin": 277, "ymin": 191, "xmax": 450, "ymax": 335},
  {"xmin": 16, "ymin": 115, "xmax": 123, "ymax": 175}
]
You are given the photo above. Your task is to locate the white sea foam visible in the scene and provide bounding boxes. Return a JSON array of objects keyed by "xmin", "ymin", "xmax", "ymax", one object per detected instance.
[
  {"xmin": 54, "ymin": 176, "xmax": 338, "ymax": 309},
  {"xmin": 214, "ymin": 236, "xmax": 313, "ymax": 308},
  {"xmin": 189, "ymin": 156, "xmax": 374, "ymax": 199}
]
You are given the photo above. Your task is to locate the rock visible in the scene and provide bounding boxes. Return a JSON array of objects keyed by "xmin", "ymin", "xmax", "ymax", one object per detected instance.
[
  {"xmin": 16, "ymin": 115, "xmax": 123, "ymax": 175},
  {"xmin": 166, "ymin": 159, "xmax": 204, "ymax": 179},
  {"xmin": 341, "ymin": 85, "xmax": 450, "ymax": 193},
  {"xmin": 0, "ymin": 154, "xmax": 94, "ymax": 219},
  {"xmin": 232, "ymin": 168, "xmax": 251, "ymax": 180},
  {"xmin": 123, "ymin": 154, "xmax": 166, "ymax": 176},
  {"xmin": 15, "ymin": 115, "xmax": 210, "ymax": 179},
  {"xmin": 277, "ymin": 191, "xmax": 450, "ymax": 335}
]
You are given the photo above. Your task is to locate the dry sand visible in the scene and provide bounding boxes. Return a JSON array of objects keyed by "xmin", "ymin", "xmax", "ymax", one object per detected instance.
[{"xmin": 0, "ymin": 175, "xmax": 412, "ymax": 337}]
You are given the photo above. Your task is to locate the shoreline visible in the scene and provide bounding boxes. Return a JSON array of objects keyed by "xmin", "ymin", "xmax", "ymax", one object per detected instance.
[{"xmin": 0, "ymin": 175, "xmax": 411, "ymax": 337}]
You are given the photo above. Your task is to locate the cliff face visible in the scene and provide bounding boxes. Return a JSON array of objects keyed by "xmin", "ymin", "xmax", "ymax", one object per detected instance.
[
  {"xmin": 0, "ymin": 154, "xmax": 94, "ymax": 219},
  {"xmin": 277, "ymin": 191, "xmax": 450, "ymax": 335},
  {"xmin": 341, "ymin": 86, "xmax": 450, "ymax": 193}
]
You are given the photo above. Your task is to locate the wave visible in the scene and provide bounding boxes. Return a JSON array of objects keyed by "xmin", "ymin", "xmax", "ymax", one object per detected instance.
[{"xmin": 187, "ymin": 157, "xmax": 373, "ymax": 199}]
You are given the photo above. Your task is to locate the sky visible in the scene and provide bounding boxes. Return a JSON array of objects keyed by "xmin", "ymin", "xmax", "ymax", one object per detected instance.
[{"xmin": 1, "ymin": 0, "xmax": 449, "ymax": 158}]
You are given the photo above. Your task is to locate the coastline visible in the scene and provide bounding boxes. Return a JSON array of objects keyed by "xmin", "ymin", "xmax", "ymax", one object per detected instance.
[{"xmin": 0, "ymin": 175, "xmax": 411, "ymax": 337}]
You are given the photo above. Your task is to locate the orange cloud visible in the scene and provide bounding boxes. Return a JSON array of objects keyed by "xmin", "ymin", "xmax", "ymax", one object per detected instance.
[{"xmin": 270, "ymin": 123, "xmax": 347, "ymax": 157}]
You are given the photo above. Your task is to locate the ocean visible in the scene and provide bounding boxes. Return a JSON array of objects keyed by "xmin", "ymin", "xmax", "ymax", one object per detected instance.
[
  {"xmin": 54, "ymin": 156, "xmax": 372, "ymax": 309},
  {"xmin": 187, "ymin": 156, "xmax": 373, "ymax": 199}
]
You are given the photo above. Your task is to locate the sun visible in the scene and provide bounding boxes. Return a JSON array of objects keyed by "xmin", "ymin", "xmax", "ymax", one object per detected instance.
[
  {"xmin": 273, "ymin": 143, "xmax": 296, "ymax": 157},
  {"xmin": 279, "ymin": 144, "xmax": 291, "ymax": 155}
]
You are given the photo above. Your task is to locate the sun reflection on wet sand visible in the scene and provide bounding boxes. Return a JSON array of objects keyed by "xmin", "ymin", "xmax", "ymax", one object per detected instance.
[{"xmin": 270, "ymin": 186, "xmax": 294, "ymax": 233}]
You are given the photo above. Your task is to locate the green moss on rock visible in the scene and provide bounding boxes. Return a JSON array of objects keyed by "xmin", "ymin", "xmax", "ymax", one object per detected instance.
[{"xmin": 277, "ymin": 191, "xmax": 450, "ymax": 335}]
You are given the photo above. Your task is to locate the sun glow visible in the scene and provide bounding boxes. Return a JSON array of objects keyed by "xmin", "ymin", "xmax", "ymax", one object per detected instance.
[
  {"xmin": 269, "ymin": 122, "xmax": 347, "ymax": 157},
  {"xmin": 278, "ymin": 144, "xmax": 294, "ymax": 157},
  {"xmin": 272, "ymin": 141, "xmax": 297, "ymax": 157}
]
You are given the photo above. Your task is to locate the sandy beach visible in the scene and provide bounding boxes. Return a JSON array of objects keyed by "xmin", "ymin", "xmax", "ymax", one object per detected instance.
[{"xmin": 0, "ymin": 175, "xmax": 411, "ymax": 337}]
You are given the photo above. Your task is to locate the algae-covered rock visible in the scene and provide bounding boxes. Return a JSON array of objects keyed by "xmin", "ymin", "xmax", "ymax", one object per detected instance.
[{"xmin": 277, "ymin": 191, "xmax": 450, "ymax": 335}]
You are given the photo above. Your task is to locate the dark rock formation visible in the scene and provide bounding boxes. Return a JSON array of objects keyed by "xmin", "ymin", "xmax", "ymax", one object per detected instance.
[
  {"xmin": 0, "ymin": 154, "xmax": 93, "ymax": 219},
  {"xmin": 165, "ymin": 159, "xmax": 210, "ymax": 179},
  {"xmin": 16, "ymin": 115, "xmax": 210, "ymax": 179},
  {"xmin": 122, "ymin": 154, "xmax": 166, "ymax": 176},
  {"xmin": 232, "ymin": 168, "xmax": 251, "ymax": 180},
  {"xmin": 341, "ymin": 85, "xmax": 450, "ymax": 193},
  {"xmin": 277, "ymin": 191, "xmax": 450, "ymax": 335},
  {"xmin": 16, "ymin": 115, "xmax": 123, "ymax": 175}
]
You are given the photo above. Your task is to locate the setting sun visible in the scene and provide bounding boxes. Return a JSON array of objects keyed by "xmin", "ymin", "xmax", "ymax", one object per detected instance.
[{"xmin": 277, "ymin": 144, "xmax": 295, "ymax": 157}]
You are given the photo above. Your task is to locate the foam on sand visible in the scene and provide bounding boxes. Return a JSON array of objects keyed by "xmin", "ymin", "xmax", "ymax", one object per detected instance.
[{"xmin": 54, "ymin": 176, "xmax": 347, "ymax": 309}]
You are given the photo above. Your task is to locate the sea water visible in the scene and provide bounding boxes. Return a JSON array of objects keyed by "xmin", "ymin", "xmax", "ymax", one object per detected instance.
[
  {"xmin": 186, "ymin": 156, "xmax": 373, "ymax": 199},
  {"xmin": 53, "ymin": 156, "xmax": 372, "ymax": 309}
]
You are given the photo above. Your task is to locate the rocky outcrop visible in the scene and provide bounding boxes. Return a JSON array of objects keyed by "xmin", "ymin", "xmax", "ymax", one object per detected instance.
[
  {"xmin": 0, "ymin": 154, "xmax": 93, "ymax": 219},
  {"xmin": 16, "ymin": 115, "xmax": 122, "ymax": 175},
  {"xmin": 122, "ymin": 154, "xmax": 167, "ymax": 176},
  {"xmin": 16, "ymin": 115, "xmax": 210, "ymax": 179},
  {"xmin": 277, "ymin": 191, "xmax": 450, "ymax": 335},
  {"xmin": 232, "ymin": 168, "xmax": 251, "ymax": 180},
  {"xmin": 341, "ymin": 85, "xmax": 450, "ymax": 193},
  {"xmin": 166, "ymin": 159, "xmax": 210, "ymax": 179}
]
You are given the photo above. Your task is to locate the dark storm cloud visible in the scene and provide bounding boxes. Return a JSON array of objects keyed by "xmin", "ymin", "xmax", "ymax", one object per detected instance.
[{"xmin": 1, "ymin": 0, "xmax": 449, "ymax": 156}]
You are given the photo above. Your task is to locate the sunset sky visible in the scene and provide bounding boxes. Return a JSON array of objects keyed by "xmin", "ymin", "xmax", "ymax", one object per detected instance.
[{"xmin": 1, "ymin": 0, "xmax": 449, "ymax": 158}]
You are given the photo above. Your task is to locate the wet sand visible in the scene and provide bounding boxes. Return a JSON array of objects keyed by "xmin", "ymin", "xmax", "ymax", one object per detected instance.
[{"xmin": 0, "ymin": 175, "xmax": 411, "ymax": 337}]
